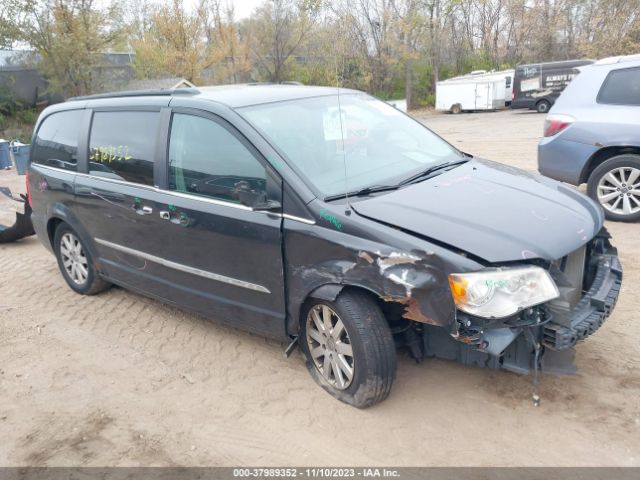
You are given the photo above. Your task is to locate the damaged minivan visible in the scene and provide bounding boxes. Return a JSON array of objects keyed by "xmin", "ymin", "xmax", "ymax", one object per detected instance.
[{"xmin": 27, "ymin": 85, "xmax": 622, "ymax": 407}]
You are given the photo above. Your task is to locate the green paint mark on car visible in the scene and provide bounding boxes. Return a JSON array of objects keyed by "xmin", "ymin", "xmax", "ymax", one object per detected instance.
[{"xmin": 319, "ymin": 209, "xmax": 343, "ymax": 230}]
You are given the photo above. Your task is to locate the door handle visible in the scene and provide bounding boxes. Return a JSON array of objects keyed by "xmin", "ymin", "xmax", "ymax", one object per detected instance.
[
  {"xmin": 133, "ymin": 205, "xmax": 153, "ymax": 215},
  {"xmin": 159, "ymin": 211, "xmax": 170, "ymax": 220}
]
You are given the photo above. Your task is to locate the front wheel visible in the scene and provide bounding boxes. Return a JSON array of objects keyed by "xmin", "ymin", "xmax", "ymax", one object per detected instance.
[
  {"xmin": 300, "ymin": 290, "xmax": 397, "ymax": 408},
  {"xmin": 587, "ymin": 154, "xmax": 640, "ymax": 222}
]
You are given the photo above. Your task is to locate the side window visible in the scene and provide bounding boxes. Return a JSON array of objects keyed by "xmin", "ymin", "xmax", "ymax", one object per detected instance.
[
  {"xmin": 598, "ymin": 67, "xmax": 640, "ymax": 106},
  {"xmin": 89, "ymin": 111, "xmax": 159, "ymax": 185},
  {"xmin": 32, "ymin": 109, "xmax": 83, "ymax": 171},
  {"xmin": 168, "ymin": 113, "xmax": 266, "ymax": 204}
]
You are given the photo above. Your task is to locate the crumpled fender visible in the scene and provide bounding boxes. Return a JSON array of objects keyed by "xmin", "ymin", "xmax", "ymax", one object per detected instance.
[{"xmin": 285, "ymin": 227, "xmax": 458, "ymax": 336}]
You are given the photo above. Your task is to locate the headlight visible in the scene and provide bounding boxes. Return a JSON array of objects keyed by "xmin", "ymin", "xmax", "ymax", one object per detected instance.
[{"xmin": 448, "ymin": 266, "xmax": 559, "ymax": 319}]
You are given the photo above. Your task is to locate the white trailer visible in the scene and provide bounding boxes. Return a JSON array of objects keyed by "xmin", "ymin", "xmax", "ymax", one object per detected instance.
[{"xmin": 435, "ymin": 69, "xmax": 515, "ymax": 113}]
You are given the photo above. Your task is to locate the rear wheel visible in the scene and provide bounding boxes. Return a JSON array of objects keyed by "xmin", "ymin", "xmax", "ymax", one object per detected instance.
[
  {"xmin": 451, "ymin": 103, "xmax": 462, "ymax": 114},
  {"xmin": 54, "ymin": 224, "xmax": 110, "ymax": 294},
  {"xmin": 536, "ymin": 100, "xmax": 551, "ymax": 113},
  {"xmin": 587, "ymin": 154, "xmax": 640, "ymax": 222},
  {"xmin": 300, "ymin": 290, "xmax": 397, "ymax": 408}
]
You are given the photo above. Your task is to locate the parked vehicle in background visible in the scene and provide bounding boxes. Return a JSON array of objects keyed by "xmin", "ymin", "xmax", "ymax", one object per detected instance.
[
  {"xmin": 27, "ymin": 85, "xmax": 622, "ymax": 408},
  {"xmin": 512, "ymin": 59, "xmax": 594, "ymax": 113},
  {"xmin": 538, "ymin": 54, "xmax": 640, "ymax": 221},
  {"xmin": 435, "ymin": 69, "xmax": 513, "ymax": 113}
]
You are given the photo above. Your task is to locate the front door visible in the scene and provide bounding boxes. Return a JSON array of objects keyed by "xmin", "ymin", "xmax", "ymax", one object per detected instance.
[{"xmin": 148, "ymin": 110, "xmax": 286, "ymax": 338}]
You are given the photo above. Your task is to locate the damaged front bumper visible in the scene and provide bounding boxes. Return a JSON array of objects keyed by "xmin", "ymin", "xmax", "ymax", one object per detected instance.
[
  {"xmin": 0, "ymin": 187, "xmax": 35, "ymax": 243},
  {"xmin": 543, "ymin": 253, "xmax": 622, "ymax": 350},
  {"xmin": 421, "ymin": 230, "xmax": 623, "ymax": 375}
]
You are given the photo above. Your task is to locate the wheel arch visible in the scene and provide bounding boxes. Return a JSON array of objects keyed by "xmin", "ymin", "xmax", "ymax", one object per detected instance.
[
  {"xmin": 580, "ymin": 145, "xmax": 640, "ymax": 184},
  {"xmin": 45, "ymin": 205, "xmax": 102, "ymax": 272},
  {"xmin": 46, "ymin": 217, "xmax": 64, "ymax": 248},
  {"xmin": 293, "ymin": 283, "xmax": 395, "ymax": 335}
]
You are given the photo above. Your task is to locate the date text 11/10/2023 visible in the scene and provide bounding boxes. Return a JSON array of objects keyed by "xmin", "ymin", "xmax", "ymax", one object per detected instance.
[{"xmin": 232, "ymin": 468, "xmax": 400, "ymax": 478}]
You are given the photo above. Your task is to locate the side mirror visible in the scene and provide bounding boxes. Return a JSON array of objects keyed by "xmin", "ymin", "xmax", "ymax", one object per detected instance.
[
  {"xmin": 234, "ymin": 184, "xmax": 281, "ymax": 212},
  {"xmin": 252, "ymin": 199, "xmax": 282, "ymax": 212}
]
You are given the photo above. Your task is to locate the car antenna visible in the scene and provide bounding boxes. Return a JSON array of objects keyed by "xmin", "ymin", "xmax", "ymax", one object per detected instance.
[{"xmin": 333, "ymin": 23, "xmax": 351, "ymax": 216}]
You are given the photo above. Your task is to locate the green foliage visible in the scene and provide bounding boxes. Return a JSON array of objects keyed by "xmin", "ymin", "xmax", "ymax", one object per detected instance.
[
  {"xmin": 0, "ymin": 83, "xmax": 37, "ymax": 137},
  {"xmin": 19, "ymin": 0, "xmax": 125, "ymax": 98},
  {"xmin": 0, "ymin": 84, "xmax": 25, "ymax": 116},
  {"xmin": 411, "ymin": 62, "xmax": 435, "ymax": 107},
  {"xmin": 15, "ymin": 108, "xmax": 38, "ymax": 125}
]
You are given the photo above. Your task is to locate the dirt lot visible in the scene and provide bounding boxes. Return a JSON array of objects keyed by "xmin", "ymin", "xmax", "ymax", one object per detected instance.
[{"xmin": 1, "ymin": 109, "xmax": 638, "ymax": 466}]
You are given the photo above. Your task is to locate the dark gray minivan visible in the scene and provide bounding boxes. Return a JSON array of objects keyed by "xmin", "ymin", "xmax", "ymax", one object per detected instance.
[{"xmin": 27, "ymin": 85, "xmax": 622, "ymax": 407}]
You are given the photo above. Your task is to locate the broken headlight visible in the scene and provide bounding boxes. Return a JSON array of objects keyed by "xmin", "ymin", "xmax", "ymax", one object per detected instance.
[{"xmin": 448, "ymin": 266, "xmax": 559, "ymax": 319}]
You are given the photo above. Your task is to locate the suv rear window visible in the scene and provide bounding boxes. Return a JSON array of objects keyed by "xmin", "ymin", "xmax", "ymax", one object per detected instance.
[
  {"xmin": 597, "ymin": 66, "xmax": 640, "ymax": 105},
  {"xmin": 89, "ymin": 111, "xmax": 159, "ymax": 185},
  {"xmin": 32, "ymin": 109, "xmax": 83, "ymax": 171}
]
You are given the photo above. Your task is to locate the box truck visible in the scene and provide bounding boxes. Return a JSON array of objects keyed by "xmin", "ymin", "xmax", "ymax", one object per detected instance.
[{"xmin": 511, "ymin": 59, "xmax": 594, "ymax": 113}]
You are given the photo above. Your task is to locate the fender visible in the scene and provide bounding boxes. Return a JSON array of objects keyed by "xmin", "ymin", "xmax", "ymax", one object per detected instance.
[{"xmin": 46, "ymin": 202, "xmax": 106, "ymax": 274}]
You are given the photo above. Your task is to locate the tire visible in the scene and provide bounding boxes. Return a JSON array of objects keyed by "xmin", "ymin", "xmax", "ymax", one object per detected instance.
[
  {"xmin": 300, "ymin": 290, "xmax": 397, "ymax": 408},
  {"xmin": 587, "ymin": 154, "xmax": 640, "ymax": 222},
  {"xmin": 53, "ymin": 223, "xmax": 111, "ymax": 295},
  {"xmin": 451, "ymin": 104, "xmax": 462, "ymax": 114},
  {"xmin": 536, "ymin": 100, "xmax": 551, "ymax": 113}
]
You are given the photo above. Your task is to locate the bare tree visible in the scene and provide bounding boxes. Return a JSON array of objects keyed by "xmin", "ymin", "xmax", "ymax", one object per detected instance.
[{"xmin": 249, "ymin": 0, "xmax": 320, "ymax": 82}]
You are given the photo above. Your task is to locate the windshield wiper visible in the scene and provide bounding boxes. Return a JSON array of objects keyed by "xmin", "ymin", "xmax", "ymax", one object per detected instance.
[
  {"xmin": 325, "ymin": 184, "xmax": 400, "ymax": 201},
  {"xmin": 399, "ymin": 159, "xmax": 469, "ymax": 186}
]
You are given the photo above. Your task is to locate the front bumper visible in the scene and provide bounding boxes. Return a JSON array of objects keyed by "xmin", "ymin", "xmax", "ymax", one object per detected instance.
[
  {"xmin": 421, "ymin": 230, "xmax": 622, "ymax": 374},
  {"xmin": 544, "ymin": 252, "xmax": 622, "ymax": 350}
]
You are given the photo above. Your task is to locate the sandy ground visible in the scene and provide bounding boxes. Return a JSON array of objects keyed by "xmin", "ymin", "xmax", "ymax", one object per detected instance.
[{"xmin": 0, "ymin": 109, "xmax": 638, "ymax": 467}]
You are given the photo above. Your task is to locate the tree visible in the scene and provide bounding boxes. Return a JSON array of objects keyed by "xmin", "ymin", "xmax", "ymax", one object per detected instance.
[
  {"xmin": 132, "ymin": 0, "xmax": 216, "ymax": 83},
  {"xmin": 17, "ymin": 0, "xmax": 122, "ymax": 98},
  {"xmin": 0, "ymin": 0, "xmax": 25, "ymax": 48},
  {"xmin": 205, "ymin": 0, "xmax": 253, "ymax": 83},
  {"xmin": 249, "ymin": 0, "xmax": 320, "ymax": 83}
]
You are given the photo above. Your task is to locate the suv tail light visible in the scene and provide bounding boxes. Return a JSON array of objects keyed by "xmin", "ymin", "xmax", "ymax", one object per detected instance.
[
  {"xmin": 544, "ymin": 114, "xmax": 574, "ymax": 137},
  {"xmin": 25, "ymin": 171, "xmax": 32, "ymax": 207}
]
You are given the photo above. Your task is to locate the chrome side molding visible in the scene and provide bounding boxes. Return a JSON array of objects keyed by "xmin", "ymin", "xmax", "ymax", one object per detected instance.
[{"xmin": 95, "ymin": 238, "xmax": 271, "ymax": 294}]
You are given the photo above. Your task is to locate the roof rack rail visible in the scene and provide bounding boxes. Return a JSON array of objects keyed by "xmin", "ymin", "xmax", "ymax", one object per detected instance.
[
  {"xmin": 244, "ymin": 81, "xmax": 304, "ymax": 86},
  {"xmin": 68, "ymin": 87, "xmax": 200, "ymax": 102}
]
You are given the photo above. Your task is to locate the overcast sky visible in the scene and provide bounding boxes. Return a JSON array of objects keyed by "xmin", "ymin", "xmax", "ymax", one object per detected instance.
[
  {"xmin": 180, "ymin": 0, "xmax": 265, "ymax": 19},
  {"xmin": 230, "ymin": 0, "xmax": 264, "ymax": 19}
]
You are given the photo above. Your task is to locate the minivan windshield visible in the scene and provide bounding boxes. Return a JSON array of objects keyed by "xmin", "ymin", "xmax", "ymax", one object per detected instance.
[{"xmin": 240, "ymin": 93, "xmax": 462, "ymax": 198}]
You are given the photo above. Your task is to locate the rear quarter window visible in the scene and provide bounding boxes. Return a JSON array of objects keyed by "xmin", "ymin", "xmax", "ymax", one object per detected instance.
[
  {"xmin": 89, "ymin": 111, "xmax": 159, "ymax": 185},
  {"xmin": 32, "ymin": 109, "xmax": 84, "ymax": 171},
  {"xmin": 597, "ymin": 66, "xmax": 640, "ymax": 106}
]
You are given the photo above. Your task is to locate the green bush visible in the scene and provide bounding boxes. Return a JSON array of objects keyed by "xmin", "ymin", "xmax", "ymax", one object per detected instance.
[{"xmin": 16, "ymin": 108, "xmax": 38, "ymax": 125}]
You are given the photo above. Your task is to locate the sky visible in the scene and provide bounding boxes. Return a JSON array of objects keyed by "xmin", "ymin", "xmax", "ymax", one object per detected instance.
[
  {"xmin": 180, "ymin": 0, "xmax": 265, "ymax": 19},
  {"xmin": 230, "ymin": 0, "xmax": 265, "ymax": 19}
]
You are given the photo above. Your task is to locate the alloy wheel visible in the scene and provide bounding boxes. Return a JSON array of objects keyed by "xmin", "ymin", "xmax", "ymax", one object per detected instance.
[
  {"xmin": 597, "ymin": 166, "xmax": 640, "ymax": 216},
  {"xmin": 305, "ymin": 305, "xmax": 355, "ymax": 390},
  {"xmin": 60, "ymin": 232, "xmax": 89, "ymax": 285}
]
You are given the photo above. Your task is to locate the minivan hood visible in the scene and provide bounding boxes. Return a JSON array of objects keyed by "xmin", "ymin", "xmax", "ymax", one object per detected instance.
[{"xmin": 351, "ymin": 159, "xmax": 604, "ymax": 263}]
